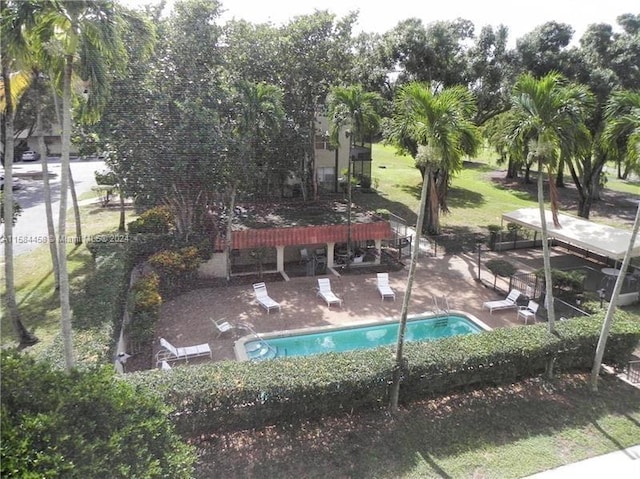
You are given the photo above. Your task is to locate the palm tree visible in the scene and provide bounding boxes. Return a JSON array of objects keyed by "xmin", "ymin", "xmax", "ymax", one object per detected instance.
[
  {"xmin": 387, "ymin": 82, "xmax": 480, "ymax": 411},
  {"xmin": 591, "ymin": 89, "xmax": 640, "ymax": 391},
  {"xmin": 507, "ymin": 72, "xmax": 593, "ymax": 337},
  {"xmin": 1, "ymin": 0, "xmax": 39, "ymax": 346},
  {"xmin": 38, "ymin": 0, "xmax": 131, "ymax": 369},
  {"xmin": 225, "ymin": 80, "xmax": 284, "ymax": 279},
  {"xmin": 326, "ymin": 85, "xmax": 382, "ymax": 267},
  {"xmin": 388, "ymin": 83, "xmax": 480, "ymax": 235}
]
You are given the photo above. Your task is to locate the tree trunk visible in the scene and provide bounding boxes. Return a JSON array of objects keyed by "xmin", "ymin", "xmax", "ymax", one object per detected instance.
[
  {"xmin": 538, "ymin": 164, "xmax": 556, "ymax": 380},
  {"xmin": 225, "ymin": 183, "xmax": 238, "ymax": 281},
  {"xmin": 590, "ymin": 204, "xmax": 640, "ymax": 391},
  {"xmin": 555, "ymin": 157, "xmax": 565, "ymax": 188},
  {"xmin": 118, "ymin": 186, "xmax": 126, "ymax": 232},
  {"xmin": 537, "ymin": 161, "xmax": 556, "ymax": 335},
  {"xmin": 2, "ymin": 66, "xmax": 39, "ymax": 347},
  {"xmin": 37, "ymin": 104, "xmax": 60, "ymax": 290},
  {"xmin": 68, "ymin": 166, "xmax": 82, "ymax": 244},
  {"xmin": 59, "ymin": 56, "xmax": 75, "ymax": 370},
  {"xmin": 346, "ymin": 143, "xmax": 352, "ymax": 270},
  {"xmin": 390, "ymin": 163, "xmax": 430, "ymax": 412}
]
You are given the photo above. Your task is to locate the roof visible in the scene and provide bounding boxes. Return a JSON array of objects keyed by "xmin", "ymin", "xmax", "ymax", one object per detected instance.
[
  {"xmin": 502, "ymin": 207, "xmax": 640, "ymax": 260},
  {"xmin": 215, "ymin": 222, "xmax": 393, "ymax": 251}
]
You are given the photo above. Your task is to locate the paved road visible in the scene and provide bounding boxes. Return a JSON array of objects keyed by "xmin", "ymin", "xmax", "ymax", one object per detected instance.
[{"xmin": 1, "ymin": 157, "xmax": 106, "ymax": 257}]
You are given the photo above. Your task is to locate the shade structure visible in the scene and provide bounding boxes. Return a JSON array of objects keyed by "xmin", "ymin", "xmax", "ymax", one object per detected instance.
[{"xmin": 502, "ymin": 207, "xmax": 640, "ymax": 261}]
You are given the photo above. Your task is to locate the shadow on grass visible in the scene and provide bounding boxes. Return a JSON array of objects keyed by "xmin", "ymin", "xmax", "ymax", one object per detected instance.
[{"xmin": 194, "ymin": 374, "xmax": 640, "ymax": 479}]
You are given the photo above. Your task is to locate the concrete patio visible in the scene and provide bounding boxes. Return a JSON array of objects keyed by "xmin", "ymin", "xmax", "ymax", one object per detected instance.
[{"xmin": 153, "ymin": 244, "xmax": 626, "ymax": 367}]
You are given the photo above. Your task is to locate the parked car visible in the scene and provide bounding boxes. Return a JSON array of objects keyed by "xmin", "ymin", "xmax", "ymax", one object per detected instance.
[{"xmin": 21, "ymin": 150, "xmax": 41, "ymax": 161}]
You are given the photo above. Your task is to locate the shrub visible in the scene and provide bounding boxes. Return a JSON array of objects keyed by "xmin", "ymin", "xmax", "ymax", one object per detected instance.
[
  {"xmin": 128, "ymin": 206, "xmax": 174, "ymax": 234},
  {"xmin": 1, "ymin": 350, "xmax": 195, "ymax": 478},
  {"xmin": 126, "ymin": 312, "xmax": 640, "ymax": 435},
  {"xmin": 128, "ymin": 273, "xmax": 162, "ymax": 346},
  {"xmin": 485, "ymin": 258, "xmax": 516, "ymax": 288}
]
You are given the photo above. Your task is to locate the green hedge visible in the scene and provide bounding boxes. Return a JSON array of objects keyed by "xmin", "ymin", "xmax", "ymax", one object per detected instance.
[{"xmin": 126, "ymin": 312, "xmax": 640, "ymax": 435}]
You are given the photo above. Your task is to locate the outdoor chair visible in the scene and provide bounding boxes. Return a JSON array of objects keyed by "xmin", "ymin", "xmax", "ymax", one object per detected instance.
[
  {"xmin": 211, "ymin": 318, "xmax": 234, "ymax": 338},
  {"xmin": 482, "ymin": 289, "xmax": 521, "ymax": 314},
  {"xmin": 252, "ymin": 282, "xmax": 281, "ymax": 313},
  {"xmin": 376, "ymin": 273, "xmax": 396, "ymax": 301},
  {"xmin": 316, "ymin": 277, "xmax": 342, "ymax": 308},
  {"xmin": 156, "ymin": 337, "xmax": 212, "ymax": 367},
  {"xmin": 517, "ymin": 300, "xmax": 539, "ymax": 324}
]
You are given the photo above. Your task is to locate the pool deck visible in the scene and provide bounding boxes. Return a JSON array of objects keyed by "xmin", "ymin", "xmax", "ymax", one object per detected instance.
[{"xmin": 154, "ymin": 245, "xmax": 617, "ymax": 366}]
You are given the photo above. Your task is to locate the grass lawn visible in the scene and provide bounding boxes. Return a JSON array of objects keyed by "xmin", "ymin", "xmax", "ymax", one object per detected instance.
[
  {"xmin": 361, "ymin": 143, "xmax": 640, "ymax": 232},
  {"xmin": 1, "ymin": 203, "xmax": 130, "ymax": 350},
  {"xmin": 194, "ymin": 373, "xmax": 640, "ymax": 478}
]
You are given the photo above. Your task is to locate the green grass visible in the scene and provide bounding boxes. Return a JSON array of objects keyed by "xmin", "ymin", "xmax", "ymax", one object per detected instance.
[
  {"xmin": 361, "ymin": 143, "xmax": 640, "ymax": 234},
  {"xmin": 2, "ymin": 204, "xmax": 131, "ymax": 350}
]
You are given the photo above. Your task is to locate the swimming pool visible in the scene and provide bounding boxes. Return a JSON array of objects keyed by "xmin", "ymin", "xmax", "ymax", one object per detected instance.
[{"xmin": 235, "ymin": 312, "xmax": 490, "ymax": 361}]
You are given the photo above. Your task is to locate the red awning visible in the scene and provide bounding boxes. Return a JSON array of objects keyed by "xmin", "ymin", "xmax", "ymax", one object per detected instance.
[{"xmin": 214, "ymin": 222, "xmax": 392, "ymax": 250}]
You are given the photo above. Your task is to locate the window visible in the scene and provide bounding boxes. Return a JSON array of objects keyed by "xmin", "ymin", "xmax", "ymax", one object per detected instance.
[
  {"xmin": 317, "ymin": 167, "xmax": 335, "ymax": 186},
  {"xmin": 314, "ymin": 134, "xmax": 332, "ymax": 150}
]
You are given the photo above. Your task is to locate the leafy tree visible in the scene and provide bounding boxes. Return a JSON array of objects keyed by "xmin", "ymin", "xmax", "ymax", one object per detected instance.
[
  {"xmin": 327, "ymin": 84, "xmax": 383, "ymax": 267},
  {"xmin": 388, "ymin": 83, "xmax": 480, "ymax": 411},
  {"xmin": 506, "ymin": 72, "xmax": 593, "ymax": 337},
  {"xmin": 1, "ymin": 0, "xmax": 39, "ymax": 347},
  {"xmin": 276, "ymin": 11, "xmax": 357, "ymax": 199},
  {"xmin": 36, "ymin": 0, "xmax": 139, "ymax": 370},
  {"xmin": 0, "ymin": 349, "xmax": 195, "ymax": 478},
  {"xmin": 601, "ymin": 89, "xmax": 640, "ymax": 178},
  {"xmin": 387, "ymin": 82, "xmax": 481, "ymax": 234}
]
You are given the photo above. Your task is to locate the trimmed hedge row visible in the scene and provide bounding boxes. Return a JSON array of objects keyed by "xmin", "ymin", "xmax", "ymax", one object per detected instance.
[{"xmin": 126, "ymin": 311, "xmax": 640, "ymax": 435}]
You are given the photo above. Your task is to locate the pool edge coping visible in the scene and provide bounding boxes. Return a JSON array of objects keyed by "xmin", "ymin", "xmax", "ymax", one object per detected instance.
[{"xmin": 233, "ymin": 310, "xmax": 491, "ymax": 361}]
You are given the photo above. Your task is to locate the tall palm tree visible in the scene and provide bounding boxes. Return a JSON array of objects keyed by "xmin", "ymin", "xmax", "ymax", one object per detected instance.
[
  {"xmin": 225, "ymin": 80, "xmax": 284, "ymax": 279},
  {"xmin": 1, "ymin": 0, "xmax": 39, "ymax": 346},
  {"xmin": 591, "ymin": 89, "xmax": 640, "ymax": 391},
  {"xmin": 327, "ymin": 84, "xmax": 382, "ymax": 267},
  {"xmin": 38, "ymin": 0, "xmax": 130, "ymax": 369},
  {"xmin": 507, "ymin": 72, "xmax": 593, "ymax": 336},
  {"xmin": 387, "ymin": 82, "xmax": 480, "ymax": 411},
  {"xmin": 388, "ymin": 83, "xmax": 480, "ymax": 235}
]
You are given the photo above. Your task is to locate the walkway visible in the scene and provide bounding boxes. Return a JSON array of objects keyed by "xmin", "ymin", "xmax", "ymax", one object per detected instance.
[{"xmin": 525, "ymin": 444, "xmax": 640, "ymax": 478}]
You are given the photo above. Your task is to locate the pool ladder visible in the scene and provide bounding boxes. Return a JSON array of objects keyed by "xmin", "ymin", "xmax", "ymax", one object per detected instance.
[
  {"xmin": 432, "ymin": 295, "xmax": 450, "ymax": 317},
  {"xmin": 238, "ymin": 322, "xmax": 277, "ymax": 360}
]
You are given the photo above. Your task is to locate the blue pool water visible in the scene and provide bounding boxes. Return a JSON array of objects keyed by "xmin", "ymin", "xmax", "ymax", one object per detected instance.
[{"xmin": 242, "ymin": 315, "xmax": 484, "ymax": 361}]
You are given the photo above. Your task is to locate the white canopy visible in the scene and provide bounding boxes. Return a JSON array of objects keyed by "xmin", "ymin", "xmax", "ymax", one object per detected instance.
[{"xmin": 502, "ymin": 208, "xmax": 640, "ymax": 260}]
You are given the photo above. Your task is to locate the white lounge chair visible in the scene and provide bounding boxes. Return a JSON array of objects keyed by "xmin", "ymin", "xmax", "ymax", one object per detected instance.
[
  {"xmin": 211, "ymin": 318, "xmax": 234, "ymax": 338},
  {"xmin": 253, "ymin": 282, "xmax": 281, "ymax": 313},
  {"xmin": 376, "ymin": 273, "xmax": 396, "ymax": 301},
  {"xmin": 482, "ymin": 289, "xmax": 521, "ymax": 314},
  {"xmin": 156, "ymin": 337, "xmax": 211, "ymax": 367},
  {"xmin": 316, "ymin": 278, "xmax": 342, "ymax": 308},
  {"xmin": 517, "ymin": 300, "xmax": 539, "ymax": 324}
]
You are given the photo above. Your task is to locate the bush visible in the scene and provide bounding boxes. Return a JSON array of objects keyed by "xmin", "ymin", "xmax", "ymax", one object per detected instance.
[
  {"xmin": 126, "ymin": 312, "xmax": 640, "ymax": 435},
  {"xmin": 128, "ymin": 206, "xmax": 174, "ymax": 234},
  {"xmin": 535, "ymin": 268, "xmax": 586, "ymax": 300},
  {"xmin": 1, "ymin": 350, "xmax": 195, "ymax": 478},
  {"xmin": 128, "ymin": 273, "xmax": 162, "ymax": 346}
]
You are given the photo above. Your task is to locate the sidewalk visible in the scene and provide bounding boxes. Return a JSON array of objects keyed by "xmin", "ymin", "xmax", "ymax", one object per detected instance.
[{"xmin": 525, "ymin": 444, "xmax": 640, "ymax": 478}]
